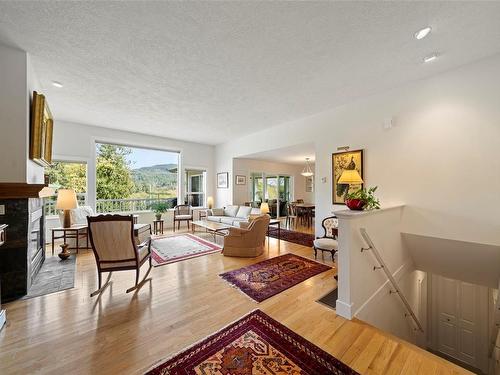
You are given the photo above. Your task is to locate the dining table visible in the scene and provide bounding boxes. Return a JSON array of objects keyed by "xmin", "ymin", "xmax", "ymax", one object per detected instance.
[{"xmin": 295, "ymin": 203, "xmax": 315, "ymax": 227}]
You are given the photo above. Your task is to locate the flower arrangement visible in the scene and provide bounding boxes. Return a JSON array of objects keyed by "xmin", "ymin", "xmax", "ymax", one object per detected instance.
[{"xmin": 345, "ymin": 186, "xmax": 380, "ymax": 211}]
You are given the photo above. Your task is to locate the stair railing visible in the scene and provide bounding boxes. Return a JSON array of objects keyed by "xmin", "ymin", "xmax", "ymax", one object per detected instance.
[{"xmin": 360, "ymin": 227, "xmax": 424, "ymax": 332}]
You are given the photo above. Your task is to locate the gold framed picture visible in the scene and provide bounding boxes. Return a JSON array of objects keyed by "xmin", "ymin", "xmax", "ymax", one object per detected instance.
[
  {"xmin": 30, "ymin": 91, "xmax": 54, "ymax": 167},
  {"xmin": 332, "ymin": 149, "xmax": 363, "ymax": 204}
]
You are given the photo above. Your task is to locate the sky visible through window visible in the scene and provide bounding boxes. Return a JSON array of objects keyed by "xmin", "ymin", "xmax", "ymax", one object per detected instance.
[{"xmin": 126, "ymin": 147, "xmax": 178, "ymax": 169}]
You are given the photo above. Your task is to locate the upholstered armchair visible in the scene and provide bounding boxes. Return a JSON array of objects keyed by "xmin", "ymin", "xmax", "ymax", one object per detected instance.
[
  {"xmin": 223, "ymin": 215, "xmax": 270, "ymax": 257},
  {"xmin": 173, "ymin": 204, "xmax": 193, "ymax": 231},
  {"xmin": 87, "ymin": 215, "xmax": 152, "ymax": 297},
  {"xmin": 313, "ymin": 216, "xmax": 339, "ymax": 260}
]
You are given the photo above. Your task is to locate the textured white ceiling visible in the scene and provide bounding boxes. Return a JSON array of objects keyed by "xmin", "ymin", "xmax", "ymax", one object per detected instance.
[
  {"xmin": 240, "ymin": 143, "xmax": 315, "ymax": 166},
  {"xmin": 1, "ymin": 2, "xmax": 500, "ymax": 145}
]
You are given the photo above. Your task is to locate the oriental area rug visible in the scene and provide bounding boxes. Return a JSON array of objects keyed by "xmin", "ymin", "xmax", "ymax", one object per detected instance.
[
  {"xmin": 151, "ymin": 233, "xmax": 221, "ymax": 266},
  {"xmin": 267, "ymin": 227, "xmax": 315, "ymax": 247},
  {"xmin": 145, "ymin": 309, "xmax": 359, "ymax": 375},
  {"xmin": 219, "ymin": 254, "xmax": 331, "ymax": 302}
]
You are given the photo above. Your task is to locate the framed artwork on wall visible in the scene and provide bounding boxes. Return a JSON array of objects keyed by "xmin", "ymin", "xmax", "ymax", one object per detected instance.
[
  {"xmin": 235, "ymin": 175, "xmax": 246, "ymax": 185},
  {"xmin": 217, "ymin": 172, "xmax": 229, "ymax": 188},
  {"xmin": 30, "ymin": 91, "xmax": 54, "ymax": 167},
  {"xmin": 332, "ymin": 149, "xmax": 363, "ymax": 204},
  {"xmin": 305, "ymin": 176, "xmax": 314, "ymax": 192}
]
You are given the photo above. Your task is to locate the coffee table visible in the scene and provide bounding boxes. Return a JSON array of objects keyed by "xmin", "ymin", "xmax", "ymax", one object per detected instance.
[{"xmin": 191, "ymin": 220, "xmax": 231, "ymax": 241}]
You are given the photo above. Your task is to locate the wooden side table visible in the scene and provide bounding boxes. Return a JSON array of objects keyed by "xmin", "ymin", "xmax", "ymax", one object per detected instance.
[
  {"xmin": 51, "ymin": 225, "xmax": 89, "ymax": 256},
  {"xmin": 153, "ymin": 220, "xmax": 164, "ymax": 235}
]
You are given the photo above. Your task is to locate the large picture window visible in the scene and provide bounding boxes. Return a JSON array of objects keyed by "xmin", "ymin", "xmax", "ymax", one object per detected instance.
[{"xmin": 95, "ymin": 143, "xmax": 179, "ymax": 213}]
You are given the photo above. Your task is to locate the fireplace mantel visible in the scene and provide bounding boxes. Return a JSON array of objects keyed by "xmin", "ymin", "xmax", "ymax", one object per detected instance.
[{"xmin": 0, "ymin": 183, "xmax": 46, "ymax": 199}]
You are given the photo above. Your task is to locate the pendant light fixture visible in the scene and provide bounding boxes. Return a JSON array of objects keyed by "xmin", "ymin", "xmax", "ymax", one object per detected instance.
[{"xmin": 301, "ymin": 158, "xmax": 314, "ymax": 177}]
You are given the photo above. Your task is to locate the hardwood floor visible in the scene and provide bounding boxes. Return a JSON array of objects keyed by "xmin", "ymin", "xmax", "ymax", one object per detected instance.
[{"xmin": 0, "ymin": 229, "xmax": 470, "ymax": 374}]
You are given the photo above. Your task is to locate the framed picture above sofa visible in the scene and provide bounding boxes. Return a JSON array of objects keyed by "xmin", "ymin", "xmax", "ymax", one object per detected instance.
[{"xmin": 217, "ymin": 172, "xmax": 229, "ymax": 188}]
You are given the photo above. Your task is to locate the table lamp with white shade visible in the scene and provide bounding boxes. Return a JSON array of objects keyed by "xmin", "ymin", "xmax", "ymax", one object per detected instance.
[
  {"xmin": 56, "ymin": 189, "xmax": 78, "ymax": 228},
  {"xmin": 260, "ymin": 202, "xmax": 270, "ymax": 215},
  {"xmin": 207, "ymin": 196, "xmax": 214, "ymax": 209}
]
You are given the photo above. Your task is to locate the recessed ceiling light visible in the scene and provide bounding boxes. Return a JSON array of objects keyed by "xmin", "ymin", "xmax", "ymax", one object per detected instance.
[
  {"xmin": 415, "ymin": 26, "xmax": 432, "ymax": 40},
  {"xmin": 52, "ymin": 81, "xmax": 63, "ymax": 88},
  {"xmin": 423, "ymin": 53, "xmax": 439, "ymax": 63}
]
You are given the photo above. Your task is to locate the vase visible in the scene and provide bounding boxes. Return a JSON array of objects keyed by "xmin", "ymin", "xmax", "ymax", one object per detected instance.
[{"xmin": 346, "ymin": 199, "xmax": 365, "ymax": 211}]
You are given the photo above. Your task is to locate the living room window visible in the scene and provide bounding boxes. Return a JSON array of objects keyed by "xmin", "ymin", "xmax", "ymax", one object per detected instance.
[
  {"xmin": 45, "ymin": 160, "xmax": 87, "ymax": 216},
  {"xmin": 95, "ymin": 142, "xmax": 179, "ymax": 213},
  {"xmin": 185, "ymin": 169, "xmax": 206, "ymax": 207}
]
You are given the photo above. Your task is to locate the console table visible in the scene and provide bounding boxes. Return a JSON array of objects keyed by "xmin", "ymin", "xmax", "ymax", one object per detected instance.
[{"xmin": 0, "ymin": 224, "xmax": 8, "ymax": 331}]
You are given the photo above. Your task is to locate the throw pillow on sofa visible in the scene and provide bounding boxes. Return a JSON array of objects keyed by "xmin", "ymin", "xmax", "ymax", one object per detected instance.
[
  {"xmin": 236, "ymin": 206, "xmax": 252, "ymax": 219},
  {"xmin": 211, "ymin": 208, "xmax": 224, "ymax": 216},
  {"xmin": 224, "ymin": 205, "xmax": 239, "ymax": 217}
]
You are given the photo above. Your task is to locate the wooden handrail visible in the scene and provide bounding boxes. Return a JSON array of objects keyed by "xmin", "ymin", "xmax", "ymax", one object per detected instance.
[{"xmin": 360, "ymin": 227, "xmax": 424, "ymax": 333}]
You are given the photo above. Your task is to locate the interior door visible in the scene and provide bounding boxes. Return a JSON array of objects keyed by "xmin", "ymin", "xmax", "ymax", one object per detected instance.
[{"xmin": 433, "ymin": 275, "xmax": 488, "ymax": 370}]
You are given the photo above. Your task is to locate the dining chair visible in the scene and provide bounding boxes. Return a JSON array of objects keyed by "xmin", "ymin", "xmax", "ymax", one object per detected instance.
[
  {"xmin": 87, "ymin": 214, "xmax": 152, "ymax": 297},
  {"xmin": 286, "ymin": 203, "xmax": 297, "ymax": 229},
  {"xmin": 173, "ymin": 204, "xmax": 193, "ymax": 231}
]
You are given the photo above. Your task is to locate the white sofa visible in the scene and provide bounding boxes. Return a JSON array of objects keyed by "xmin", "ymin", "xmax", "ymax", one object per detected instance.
[{"xmin": 207, "ymin": 205, "xmax": 254, "ymax": 226}]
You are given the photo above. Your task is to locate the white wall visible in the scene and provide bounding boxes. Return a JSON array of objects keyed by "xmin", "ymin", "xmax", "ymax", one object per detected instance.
[
  {"xmin": 0, "ymin": 44, "xmax": 44, "ymax": 184},
  {"xmin": 232, "ymin": 158, "xmax": 314, "ymax": 205},
  {"xmin": 215, "ymin": 53, "xmax": 500, "ymax": 244},
  {"xmin": 52, "ymin": 120, "xmax": 215, "ymax": 209}
]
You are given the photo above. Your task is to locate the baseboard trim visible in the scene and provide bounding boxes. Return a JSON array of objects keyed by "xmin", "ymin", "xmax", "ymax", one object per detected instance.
[
  {"xmin": 0, "ymin": 309, "xmax": 6, "ymax": 331},
  {"xmin": 335, "ymin": 299, "xmax": 353, "ymax": 319}
]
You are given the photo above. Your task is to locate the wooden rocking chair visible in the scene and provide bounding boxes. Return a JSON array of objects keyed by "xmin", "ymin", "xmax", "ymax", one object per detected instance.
[{"xmin": 87, "ymin": 215, "xmax": 152, "ymax": 297}]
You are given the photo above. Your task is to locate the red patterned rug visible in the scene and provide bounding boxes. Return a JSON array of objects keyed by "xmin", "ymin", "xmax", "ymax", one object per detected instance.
[
  {"xmin": 219, "ymin": 254, "xmax": 331, "ymax": 302},
  {"xmin": 267, "ymin": 227, "xmax": 315, "ymax": 247},
  {"xmin": 145, "ymin": 309, "xmax": 359, "ymax": 375},
  {"xmin": 151, "ymin": 233, "xmax": 221, "ymax": 266}
]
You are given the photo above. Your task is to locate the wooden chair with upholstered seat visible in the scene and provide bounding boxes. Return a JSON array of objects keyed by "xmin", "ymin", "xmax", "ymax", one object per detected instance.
[
  {"xmin": 313, "ymin": 216, "xmax": 339, "ymax": 261},
  {"xmin": 87, "ymin": 214, "xmax": 152, "ymax": 297},
  {"xmin": 173, "ymin": 204, "xmax": 193, "ymax": 231}
]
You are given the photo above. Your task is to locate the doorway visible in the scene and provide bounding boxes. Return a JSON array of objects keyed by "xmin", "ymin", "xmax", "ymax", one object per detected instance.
[{"xmin": 429, "ymin": 274, "xmax": 489, "ymax": 373}]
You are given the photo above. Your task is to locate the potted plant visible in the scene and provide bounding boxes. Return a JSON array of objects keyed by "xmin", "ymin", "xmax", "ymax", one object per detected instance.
[
  {"xmin": 345, "ymin": 186, "xmax": 380, "ymax": 211},
  {"xmin": 150, "ymin": 201, "xmax": 170, "ymax": 220}
]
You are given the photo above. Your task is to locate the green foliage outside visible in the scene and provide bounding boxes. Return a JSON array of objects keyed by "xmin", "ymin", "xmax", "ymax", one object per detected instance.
[
  {"xmin": 96, "ymin": 144, "xmax": 135, "ymax": 199},
  {"xmin": 46, "ymin": 162, "xmax": 87, "ymax": 193}
]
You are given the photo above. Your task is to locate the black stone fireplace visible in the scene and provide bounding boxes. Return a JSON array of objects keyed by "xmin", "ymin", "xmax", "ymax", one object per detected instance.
[{"xmin": 0, "ymin": 197, "xmax": 45, "ymax": 301}]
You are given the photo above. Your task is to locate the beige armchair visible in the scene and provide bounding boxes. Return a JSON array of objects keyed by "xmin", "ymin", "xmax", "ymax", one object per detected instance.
[
  {"xmin": 222, "ymin": 215, "xmax": 270, "ymax": 257},
  {"xmin": 87, "ymin": 215, "xmax": 152, "ymax": 297}
]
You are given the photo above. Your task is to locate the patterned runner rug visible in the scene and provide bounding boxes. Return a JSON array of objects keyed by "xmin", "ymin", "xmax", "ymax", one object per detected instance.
[
  {"xmin": 219, "ymin": 253, "xmax": 331, "ymax": 302},
  {"xmin": 145, "ymin": 309, "xmax": 359, "ymax": 375},
  {"xmin": 267, "ymin": 227, "xmax": 315, "ymax": 247},
  {"xmin": 151, "ymin": 233, "xmax": 221, "ymax": 266}
]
